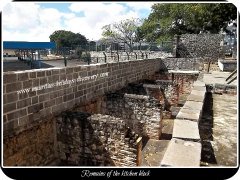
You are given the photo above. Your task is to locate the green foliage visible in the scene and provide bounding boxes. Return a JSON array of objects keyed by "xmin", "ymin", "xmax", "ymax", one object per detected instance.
[
  {"xmin": 101, "ymin": 18, "xmax": 142, "ymax": 52},
  {"xmin": 49, "ymin": 30, "xmax": 88, "ymax": 50},
  {"xmin": 69, "ymin": 47, "xmax": 83, "ymax": 60},
  {"xmin": 141, "ymin": 3, "xmax": 237, "ymax": 41},
  {"xmin": 81, "ymin": 51, "xmax": 91, "ymax": 63}
]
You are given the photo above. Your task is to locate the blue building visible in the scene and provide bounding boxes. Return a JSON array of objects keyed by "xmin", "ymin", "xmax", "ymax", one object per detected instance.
[{"xmin": 3, "ymin": 41, "xmax": 56, "ymax": 58}]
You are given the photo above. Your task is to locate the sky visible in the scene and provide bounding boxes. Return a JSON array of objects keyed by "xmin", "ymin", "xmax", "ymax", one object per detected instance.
[{"xmin": 1, "ymin": 1, "xmax": 156, "ymax": 42}]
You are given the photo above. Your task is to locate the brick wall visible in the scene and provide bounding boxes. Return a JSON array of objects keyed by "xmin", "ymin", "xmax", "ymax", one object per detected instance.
[{"xmin": 3, "ymin": 59, "xmax": 161, "ymax": 137}]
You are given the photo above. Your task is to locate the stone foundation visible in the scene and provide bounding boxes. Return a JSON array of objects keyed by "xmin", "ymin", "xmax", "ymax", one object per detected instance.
[
  {"xmin": 57, "ymin": 112, "xmax": 142, "ymax": 166},
  {"xmin": 102, "ymin": 92, "xmax": 162, "ymax": 140},
  {"xmin": 3, "ymin": 118, "xmax": 57, "ymax": 166}
]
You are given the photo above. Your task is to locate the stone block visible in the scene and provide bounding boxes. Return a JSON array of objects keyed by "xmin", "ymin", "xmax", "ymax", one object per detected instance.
[
  {"xmin": 183, "ymin": 101, "xmax": 203, "ymax": 111},
  {"xmin": 187, "ymin": 94, "xmax": 204, "ymax": 102},
  {"xmin": 193, "ymin": 80, "xmax": 205, "ymax": 87},
  {"xmin": 192, "ymin": 86, "xmax": 206, "ymax": 92},
  {"xmin": 3, "ymin": 73, "xmax": 17, "ymax": 84},
  {"xmin": 6, "ymin": 82, "xmax": 22, "ymax": 93},
  {"xmin": 28, "ymin": 103, "xmax": 43, "ymax": 114},
  {"xmin": 5, "ymin": 93, "xmax": 18, "ymax": 104},
  {"xmin": 30, "ymin": 72, "xmax": 37, "ymax": 79},
  {"xmin": 176, "ymin": 109, "xmax": 200, "ymax": 122},
  {"xmin": 37, "ymin": 71, "xmax": 46, "ymax": 77},
  {"xmin": 160, "ymin": 138, "xmax": 201, "ymax": 167},
  {"xmin": 17, "ymin": 73, "xmax": 29, "ymax": 81},
  {"xmin": 191, "ymin": 90, "xmax": 206, "ymax": 97},
  {"xmin": 172, "ymin": 119, "xmax": 200, "ymax": 140},
  {"xmin": 3, "ymin": 102, "xmax": 16, "ymax": 113}
]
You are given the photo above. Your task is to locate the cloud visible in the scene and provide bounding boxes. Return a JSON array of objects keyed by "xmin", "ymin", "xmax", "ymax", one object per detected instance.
[
  {"xmin": 124, "ymin": 2, "xmax": 156, "ymax": 11},
  {"xmin": 2, "ymin": 2, "xmax": 153, "ymax": 41}
]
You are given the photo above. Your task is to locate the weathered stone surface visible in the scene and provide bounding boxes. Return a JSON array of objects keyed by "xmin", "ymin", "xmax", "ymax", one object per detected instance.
[
  {"xmin": 176, "ymin": 109, "xmax": 200, "ymax": 122},
  {"xmin": 183, "ymin": 101, "xmax": 203, "ymax": 111},
  {"xmin": 161, "ymin": 58, "xmax": 203, "ymax": 71},
  {"xmin": 169, "ymin": 70, "xmax": 199, "ymax": 74},
  {"xmin": 193, "ymin": 80, "xmax": 205, "ymax": 87},
  {"xmin": 192, "ymin": 86, "xmax": 206, "ymax": 92},
  {"xmin": 190, "ymin": 90, "xmax": 205, "ymax": 98},
  {"xmin": 104, "ymin": 91, "xmax": 162, "ymax": 140},
  {"xmin": 175, "ymin": 34, "xmax": 222, "ymax": 61},
  {"xmin": 187, "ymin": 94, "xmax": 205, "ymax": 102},
  {"xmin": 172, "ymin": 119, "xmax": 200, "ymax": 140},
  {"xmin": 57, "ymin": 112, "xmax": 142, "ymax": 166},
  {"xmin": 3, "ymin": 118, "xmax": 56, "ymax": 166},
  {"xmin": 160, "ymin": 138, "xmax": 201, "ymax": 167},
  {"xmin": 141, "ymin": 139, "xmax": 170, "ymax": 166}
]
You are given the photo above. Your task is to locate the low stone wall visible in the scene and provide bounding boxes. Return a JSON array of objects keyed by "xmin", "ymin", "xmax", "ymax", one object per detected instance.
[
  {"xmin": 160, "ymin": 80, "xmax": 206, "ymax": 166},
  {"xmin": 102, "ymin": 93, "xmax": 162, "ymax": 140},
  {"xmin": 57, "ymin": 112, "xmax": 142, "ymax": 166},
  {"xmin": 218, "ymin": 59, "xmax": 237, "ymax": 72}
]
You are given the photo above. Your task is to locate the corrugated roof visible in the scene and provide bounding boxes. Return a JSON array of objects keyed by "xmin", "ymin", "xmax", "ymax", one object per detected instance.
[{"xmin": 3, "ymin": 41, "xmax": 56, "ymax": 49}]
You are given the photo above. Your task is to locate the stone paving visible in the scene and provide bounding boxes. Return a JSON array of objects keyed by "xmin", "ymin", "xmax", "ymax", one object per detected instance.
[
  {"xmin": 211, "ymin": 94, "xmax": 237, "ymax": 166},
  {"xmin": 203, "ymin": 71, "xmax": 237, "ymax": 86}
]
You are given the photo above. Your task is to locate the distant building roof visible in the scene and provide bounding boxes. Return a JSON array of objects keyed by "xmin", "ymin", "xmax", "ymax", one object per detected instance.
[{"xmin": 3, "ymin": 41, "xmax": 56, "ymax": 50}]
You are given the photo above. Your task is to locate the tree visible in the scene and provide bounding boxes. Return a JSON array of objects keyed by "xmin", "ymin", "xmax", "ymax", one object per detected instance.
[
  {"xmin": 101, "ymin": 18, "xmax": 142, "ymax": 52},
  {"xmin": 49, "ymin": 30, "xmax": 88, "ymax": 50},
  {"xmin": 141, "ymin": 3, "xmax": 237, "ymax": 41}
]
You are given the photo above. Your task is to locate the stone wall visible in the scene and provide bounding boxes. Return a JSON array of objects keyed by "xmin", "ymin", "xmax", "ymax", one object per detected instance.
[
  {"xmin": 102, "ymin": 92, "xmax": 162, "ymax": 140},
  {"xmin": 174, "ymin": 34, "xmax": 223, "ymax": 61},
  {"xmin": 57, "ymin": 112, "xmax": 142, "ymax": 166},
  {"xmin": 3, "ymin": 118, "xmax": 57, "ymax": 166},
  {"xmin": 160, "ymin": 57, "xmax": 204, "ymax": 71},
  {"xmin": 3, "ymin": 59, "xmax": 161, "ymax": 137},
  {"xmin": 154, "ymin": 72, "xmax": 198, "ymax": 103}
]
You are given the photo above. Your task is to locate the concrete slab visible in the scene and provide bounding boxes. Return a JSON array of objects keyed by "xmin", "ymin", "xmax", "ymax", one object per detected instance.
[
  {"xmin": 203, "ymin": 72, "xmax": 237, "ymax": 86},
  {"xmin": 172, "ymin": 119, "xmax": 200, "ymax": 140},
  {"xmin": 143, "ymin": 84, "xmax": 161, "ymax": 89},
  {"xmin": 170, "ymin": 106, "xmax": 181, "ymax": 117},
  {"xmin": 160, "ymin": 138, "xmax": 201, "ymax": 167},
  {"xmin": 176, "ymin": 109, "xmax": 201, "ymax": 122},
  {"xmin": 193, "ymin": 80, "xmax": 205, "ymax": 87},
  {"xmin": 191, "ymin": 90, "xmax": 206, "ymax": 97},
  {"xmin": 187, "ymin": 94, "xmax": 205, "ymax": 102},
  {"xmin": 192, "ymin": 86, "xmax": 206, "ymax": 92},
  {"xmin": 183, "ymin": 101, "xmax": 203, "ymax": 111},
  {"xmin": 169, "ymin": 70, "xmax": 199, "ymax": 74}
]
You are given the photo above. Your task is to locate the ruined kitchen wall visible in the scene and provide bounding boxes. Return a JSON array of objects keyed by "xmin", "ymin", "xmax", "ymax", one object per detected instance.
[
  {"xmin": 57, "ymin": 112, "xmax": 141, "ymax": 166},
  {"xmin": 102, "ymin": 93, "xmax": 162, "ymax": 140}
]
